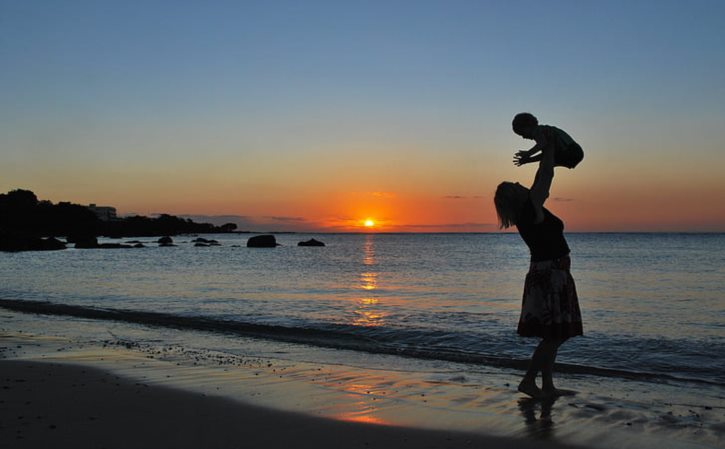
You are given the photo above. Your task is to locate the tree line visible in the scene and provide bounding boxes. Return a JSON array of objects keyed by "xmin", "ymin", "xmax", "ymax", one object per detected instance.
[{"xmin": 0, "ymin": 189, "xmax": 237, "ymax": 239}]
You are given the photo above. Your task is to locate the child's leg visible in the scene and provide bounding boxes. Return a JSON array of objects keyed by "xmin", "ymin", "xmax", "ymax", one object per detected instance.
[{"xmin": 555, "ymin": 143, "xmax": 584, "ymax": 169}]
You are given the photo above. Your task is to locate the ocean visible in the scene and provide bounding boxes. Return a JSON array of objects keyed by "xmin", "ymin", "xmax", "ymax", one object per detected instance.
[{"xmin": 1, "ymin": 232, "xmax": 723, "ymax": 387}]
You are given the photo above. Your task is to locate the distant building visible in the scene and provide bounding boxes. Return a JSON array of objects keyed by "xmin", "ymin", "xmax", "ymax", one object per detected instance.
[{"xmin": 87, "ymin": 203, "xmax": 117, "ymax": 221}]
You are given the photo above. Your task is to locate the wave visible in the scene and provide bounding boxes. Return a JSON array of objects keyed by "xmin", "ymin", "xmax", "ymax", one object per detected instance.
[{"xmin": 0, "ymin": 298, "xmax": 720, "ymax": 387}]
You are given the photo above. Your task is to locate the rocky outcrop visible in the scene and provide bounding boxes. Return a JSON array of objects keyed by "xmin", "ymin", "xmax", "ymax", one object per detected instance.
[
  {"xmin": 0, "ymin": 233, "xmax": 67, "ymax": 252},
  {"xmin": 41, "ymin": 237, "xmax": 67, "ymax": 251},
  {"xmin": 193, "ymin": 237, "xmax": 220, "ymax": 246},
  {"xmin": 298, "ymin": 238, "xmax": 325, "ymax": 247},
  {"xmin": 74, "ymin": 236, "xmax": 99, "ymax": 249},
  {"xmin": 247, "ymin": 235, "xmax": 279, "ymax": 248},
  {"xmin": 157, "ymin": 236, "xmax": 176, "ymax": 247}
]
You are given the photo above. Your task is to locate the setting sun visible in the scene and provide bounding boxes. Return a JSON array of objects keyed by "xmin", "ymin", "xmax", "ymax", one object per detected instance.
[{"xmin": 364, "ymin": 219, "xmax": 375, "ymax": 228}]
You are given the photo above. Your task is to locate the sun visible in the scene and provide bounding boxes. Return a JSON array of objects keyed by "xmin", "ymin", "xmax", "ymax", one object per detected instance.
[{"xmin": 364, "ymin": 219, "xmax": 375, "ymax": 228}]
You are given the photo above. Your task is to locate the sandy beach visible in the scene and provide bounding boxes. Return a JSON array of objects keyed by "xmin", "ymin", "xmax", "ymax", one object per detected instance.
[
  {"xmin": 1, "ymin": 359, "xmax": 581, "ymax": 449},
  {"xmin": 1, "ymin": 312, "xmax": 723, "ymax": 449}
]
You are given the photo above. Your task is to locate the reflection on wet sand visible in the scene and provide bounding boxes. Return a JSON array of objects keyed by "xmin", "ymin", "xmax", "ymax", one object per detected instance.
[
  {"xmin": 518, "ymin": 397, "xmax": 556, "ymax": 440},
  {"xmin": 353, "ymin": 235, "xmax": 387, "ymax": 327},
  {"xmin": 335, "ymin": 380, "xmax": 390, "ymax": 424}
]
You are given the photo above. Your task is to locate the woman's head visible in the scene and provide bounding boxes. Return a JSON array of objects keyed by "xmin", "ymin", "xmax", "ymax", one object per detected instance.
[
  {"xmin": 512, "ymin": 112, "xmax": 538, "ymax": 139},
  {"xmin": 494, "ymin": 182, "xmax": 529, "ymax": 228}
]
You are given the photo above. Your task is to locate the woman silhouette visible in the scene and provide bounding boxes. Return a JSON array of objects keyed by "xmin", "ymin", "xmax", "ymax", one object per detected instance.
[{"xmin": 494, "ymin": 145, "xmax": 583, "ymax": 398}]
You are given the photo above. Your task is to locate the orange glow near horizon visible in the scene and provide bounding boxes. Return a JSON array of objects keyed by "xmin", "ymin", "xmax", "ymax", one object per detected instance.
[{"xmin": 6, "ymin": 154, "xmax": 725, "ymax": 232}]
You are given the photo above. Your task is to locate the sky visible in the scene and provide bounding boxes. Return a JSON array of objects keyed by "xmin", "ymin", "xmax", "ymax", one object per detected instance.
[{"xmin": 1, "ymin": 0, "xmax": 724, "ymax": 232}]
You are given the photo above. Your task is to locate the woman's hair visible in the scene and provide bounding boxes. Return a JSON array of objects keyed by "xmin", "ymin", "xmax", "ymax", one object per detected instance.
[
  {"xmin": 494, "ymin": 182, "xmax": 525, "ymax": 228},
  {"xmin": 512, "ymin": 112, "xmax": 538, "ymax": 134}
]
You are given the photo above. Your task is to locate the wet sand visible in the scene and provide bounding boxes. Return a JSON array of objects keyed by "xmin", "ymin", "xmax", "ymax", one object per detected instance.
[
  {"xmin": 1, "ymin": 314, "xmax": 723, "ymax": 449},
  {"xmin": 1, "ymin": 359, "xmax": 578, "ymax": 449}
]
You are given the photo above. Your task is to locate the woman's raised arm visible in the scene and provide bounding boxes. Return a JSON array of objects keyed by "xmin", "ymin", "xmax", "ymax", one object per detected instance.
[{"xmin": 529, "ymin": 147, "xmax": 555, "ymax": 220}]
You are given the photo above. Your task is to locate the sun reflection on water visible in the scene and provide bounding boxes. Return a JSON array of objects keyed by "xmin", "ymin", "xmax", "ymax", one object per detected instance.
[
  {"xmin": 360, "ymin": 272, "xmax": 377, "ymax": 290},
  {"xmin": 352, "ymin": 235, "xmax": 387, "ymax": 327}
]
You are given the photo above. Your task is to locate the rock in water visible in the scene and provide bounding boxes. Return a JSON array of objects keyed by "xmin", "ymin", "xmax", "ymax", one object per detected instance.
[
  {"xmin": 157, "ymin": 236, "xmax": 173, "ymax": 245},
  {"xmin": 247, "ymin": 235, "xmax": 278, "ymax": 247},
  {"xmin": 40, "ymin": 237, "xmax": 67, "ymax": 251},
  {"xmin": 98, "ymin": 243, "xmax": 133, "ymax": 249},
  {"xmin": 0, "ymin": 235, "xmax": 67, "ymax": 252},
  {"xmin": 298, "ymin": 238, "xmax": 325, "ymax": 247},
  {"xmin": 74, "ymin": 236, "xmax": 99, "ymax": 249}
]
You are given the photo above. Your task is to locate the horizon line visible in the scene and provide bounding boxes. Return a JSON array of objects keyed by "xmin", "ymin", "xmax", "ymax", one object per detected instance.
[{"xmin": 191, "ymin": 230, "xmax": 725, "ymax": 235}]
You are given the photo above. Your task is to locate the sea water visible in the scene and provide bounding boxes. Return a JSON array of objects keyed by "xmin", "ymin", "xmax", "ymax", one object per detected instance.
[{"xmin": 1, "ymin": 233, "xmax": 723, "ymax": 387}]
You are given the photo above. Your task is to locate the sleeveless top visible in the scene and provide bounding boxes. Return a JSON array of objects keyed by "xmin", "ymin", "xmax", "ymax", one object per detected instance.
[{"xmin": 515, "ymin": 195, "xmax": 570, "ymax": 262}]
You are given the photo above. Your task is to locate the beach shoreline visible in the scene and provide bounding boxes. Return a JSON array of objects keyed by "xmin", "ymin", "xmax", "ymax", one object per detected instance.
[
  {"xmin": 1, "ymin": 314, "xmax": 723, "ymax": 449},
  {"xmin": 1, "ymin": 359, "xmax": 580, "ymax": 449}
]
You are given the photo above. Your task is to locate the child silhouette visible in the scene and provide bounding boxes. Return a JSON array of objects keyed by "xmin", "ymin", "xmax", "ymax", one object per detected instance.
[{"xmin": 512, "ymin": 113, "xmax": 583, "ymax": 169}]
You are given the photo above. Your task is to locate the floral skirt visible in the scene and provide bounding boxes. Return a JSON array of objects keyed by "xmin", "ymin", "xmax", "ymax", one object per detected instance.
[{"xmin": 517, "ymin": 255, "xmax": 583, "ymax": 339}]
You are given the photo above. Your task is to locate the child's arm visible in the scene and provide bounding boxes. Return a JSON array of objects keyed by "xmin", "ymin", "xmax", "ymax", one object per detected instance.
[
  {"xmin": 513, "ymin": 127, "xmax": 547, "ymax": 166},
  {"xmin": 526, "ymin": 128, "xmax": 549, "ymax": 156},
  {"xmin": 520, "ymin": 142, "xmax": 543, "ymax": 157},
  {"xmin": 514, "ymin": 152, "xmax": 542, "ymax": 166}
]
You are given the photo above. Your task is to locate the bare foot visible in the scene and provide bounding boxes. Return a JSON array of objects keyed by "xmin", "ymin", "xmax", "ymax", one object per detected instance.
[
  {"xmin": 518, "ymin": 380, "xmax": 542, "ymax": 398},
  {"xmin": 541, "ymin": 387, "xmax": 577, "ymax": 398},
  {"xmin": 539, "ymin": 388, "xmax": 558, "ymax": 399},
  {"xmin": 542, "ymin": 388, "xmax": 576, "ymax": 398}
]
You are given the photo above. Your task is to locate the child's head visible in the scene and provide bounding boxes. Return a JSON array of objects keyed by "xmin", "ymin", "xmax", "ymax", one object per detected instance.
[{"xmin": 512, "ymin": 113, "xmax": 538, "ymax": 139}]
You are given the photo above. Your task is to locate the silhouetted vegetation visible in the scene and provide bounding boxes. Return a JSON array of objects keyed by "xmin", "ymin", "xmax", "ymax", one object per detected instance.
[
  {"xmin": 0, "ymin": 189, "xmax": 99, "ymax": 237},
  {"xmin": 102, "ymin": 214, "xmax": 226, "ymax": 238},
  {"xmin": 0, "ymin": 189, "xmax": 237, "ymax": 251}
]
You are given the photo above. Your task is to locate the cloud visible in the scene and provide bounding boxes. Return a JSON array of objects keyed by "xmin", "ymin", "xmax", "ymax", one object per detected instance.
[
  {"xmin": 179, "ymin": 214, "xmax": 255, "ymax": 227},
  {"xmin": 178, "ymin": 214, "xmax": 320, "ymax": 232},
  {"xmin": 391, "ymin": 222, "xmax": 495, "ymax": 230},
  {"xmin": 265, "ymin": 216, "xmax": 307, "ymax": 222},
  {"xmin": 442, "ymin": 195, "xmax": 466, "ymax": 199},
  {"xmin": 553, "ymin": 197, "xmax": 574, "ymax": 202},
  {"xmin": 368, "ymin": 191, "xmax": 396, "ymax": 198},
  {"xmin": 442, "ymin": 195, "xmax": 488, "ymax": 200}
]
